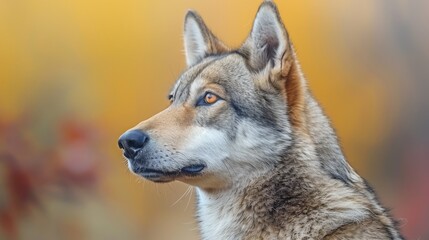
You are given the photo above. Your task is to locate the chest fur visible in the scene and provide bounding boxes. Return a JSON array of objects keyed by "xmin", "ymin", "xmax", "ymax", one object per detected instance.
[
  {"xmin": 195, "ymin": 176, "xmax": 373, "ymax": 240},
  {"xmin": 197, "ymin": 190, "xmax": 247, "ymax": 240}
]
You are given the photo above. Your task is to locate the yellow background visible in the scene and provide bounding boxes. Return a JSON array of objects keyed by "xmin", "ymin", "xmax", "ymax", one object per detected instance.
[{"xmin": 1, "ymin": 0, "xmax": 428, "ymax": 239}]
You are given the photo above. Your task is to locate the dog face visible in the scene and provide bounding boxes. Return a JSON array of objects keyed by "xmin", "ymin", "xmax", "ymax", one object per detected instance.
[{"xmin": 119, "ymin": 2, "xmax": 301, "ymax": 190}]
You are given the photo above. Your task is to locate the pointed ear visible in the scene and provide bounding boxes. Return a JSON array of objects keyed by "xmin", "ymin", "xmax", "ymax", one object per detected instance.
[
  {"xmin": 183, "ymin": 11, "xmax": 228, "ymax": 67},
  {"xmin": 246, "ymin": 2, "xmax": 307, "ymax": 130},
  {"xmin": 243, "ymin": 1, "xmax": 291, "ymax": 72}
]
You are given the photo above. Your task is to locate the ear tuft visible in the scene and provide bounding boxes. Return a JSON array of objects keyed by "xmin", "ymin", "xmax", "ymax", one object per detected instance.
[
  {"xmin": 183, "ymin": 10, "xmax": 228, "ymax": 67},
  {"xmin": 243, "ymin": 1, "xmax": 290, "ymax": 70},
  {"xmin": 184, "ymin": 11, "xmax": 207, "ymax": 66}
]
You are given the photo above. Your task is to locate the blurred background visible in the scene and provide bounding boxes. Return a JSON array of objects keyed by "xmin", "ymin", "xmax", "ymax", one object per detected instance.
[{"xmin": 0, "ymin": 0, "xmax": 428, "ymax": 239}]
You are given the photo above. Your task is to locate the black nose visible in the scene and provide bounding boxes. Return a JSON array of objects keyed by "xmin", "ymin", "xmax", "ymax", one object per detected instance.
[{"xmin": 118, "ymin": 130, "xmax": 149, "ymax": 159}]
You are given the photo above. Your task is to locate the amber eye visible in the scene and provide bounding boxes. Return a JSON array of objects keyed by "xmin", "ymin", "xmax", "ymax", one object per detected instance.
[
  {"xmin": 196, "ymin": 92, "xmax": 220, "ymax": 106},
  {"xmin": 204, "ymin": 93, "xmax": 218, "ymax": 104}
]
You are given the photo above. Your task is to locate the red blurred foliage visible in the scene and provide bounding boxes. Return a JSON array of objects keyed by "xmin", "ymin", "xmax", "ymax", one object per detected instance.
[
  {"xmin": 0, "ymin": 116, "xmax": 104, "ymax": 239},
  {"xmin": 395, "ymin": 142, "xmax": 429, "ymax": 239}
]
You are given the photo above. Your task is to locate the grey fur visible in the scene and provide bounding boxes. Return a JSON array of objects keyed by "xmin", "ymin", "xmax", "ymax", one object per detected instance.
[{"xmin": 120, "ymin": 1, "xmax": 403, "ymax": 239}]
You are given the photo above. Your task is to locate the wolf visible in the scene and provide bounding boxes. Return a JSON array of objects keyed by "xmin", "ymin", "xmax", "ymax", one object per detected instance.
[{"xmin": 118, "ymin": 1, "xmax": 403, "ymax": 239}]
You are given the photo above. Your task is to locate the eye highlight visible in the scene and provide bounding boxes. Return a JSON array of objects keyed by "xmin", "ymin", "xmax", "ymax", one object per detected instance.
[
  {"xmin": 204, "ymin": 93, "xmax": 218, "ymax": 104},
  {"xmin": 196, "ymin": 92, "xmax": 220, "ymax": 106}
]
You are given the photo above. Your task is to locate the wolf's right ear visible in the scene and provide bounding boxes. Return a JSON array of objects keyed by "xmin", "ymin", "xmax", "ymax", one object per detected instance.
[{"xmin": 183, "ymin": 11, "xmax": 228, "ymax": 67}]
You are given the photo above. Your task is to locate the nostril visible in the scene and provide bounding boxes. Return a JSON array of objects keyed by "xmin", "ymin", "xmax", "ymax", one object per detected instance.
[
  {"xmin": 118, "ymin": 140, "xmax": 124, "ymax": 149},
  {"xmin": 127, "ymin": 138, "xmax": 145, "ymax": 150},
  {"xmin": 118, "ymin": 130, "xmax": 150, "ymax": 159}
]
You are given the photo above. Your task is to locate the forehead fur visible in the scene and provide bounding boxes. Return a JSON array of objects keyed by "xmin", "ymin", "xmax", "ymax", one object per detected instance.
[{"xmin": 172, "ymin": 53, "xmax": 253, "ymax": 102}]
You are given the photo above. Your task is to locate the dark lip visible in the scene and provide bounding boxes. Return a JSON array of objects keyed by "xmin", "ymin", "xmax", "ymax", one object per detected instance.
[
  {"xmin": 134, "ymin": 164, "xmax": 206, "ymax": 182},
  {"xmin": 181, "ymin": 164, "xmax": 205, "ymax": 174},
  {"xmin": 140, "ymin": 172, "xmax": 176, "ymax": 183}
]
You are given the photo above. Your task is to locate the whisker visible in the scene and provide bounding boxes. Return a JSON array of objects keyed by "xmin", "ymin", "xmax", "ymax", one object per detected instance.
[
  {"xmin": 185, "ymin": 187, "xmax": 194, "ymax": 211},
  {"xmin": 171, "ymin": 186, "xmax": 192, "ymax": 207}
]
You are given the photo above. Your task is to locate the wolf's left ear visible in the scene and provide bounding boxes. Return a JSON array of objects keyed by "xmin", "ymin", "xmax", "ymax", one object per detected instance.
[
  {"xmin": 243, "ymin": 2, "xmax": 292, "ymax": 73},
  {"xmin": 246, "ymin": 2, "xmax": 307, "ymax": 130},
  {"xmin": 183, "ymin": 11, "xmax": 228, "ymax": 67}
]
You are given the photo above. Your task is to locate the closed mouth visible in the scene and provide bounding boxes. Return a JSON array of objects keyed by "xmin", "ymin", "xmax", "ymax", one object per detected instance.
[
  {"xmin": 134, "ymin": 164, "xmax": 206, "ymax": 183},
  {"xmin": 181, "ymin": 164, "xmax": 205, "ymax": 174}
]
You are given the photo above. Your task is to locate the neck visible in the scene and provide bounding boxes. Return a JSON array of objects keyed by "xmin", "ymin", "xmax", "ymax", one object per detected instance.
[
  {"xmin": 304, "ymin": 94, "xmax": 361, "ymax": 184},
  {"xmin": 195, "ymin": 147, "xmax": 373, "ymax": 239},
  {"xmin": 194, "ymin": 145, "xmax": 322, "ymax": 239}
]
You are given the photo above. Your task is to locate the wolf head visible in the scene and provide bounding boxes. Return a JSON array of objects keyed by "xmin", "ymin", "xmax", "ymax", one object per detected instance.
[{"xmin": 118, "ymin": 2, "xmax": 315, "ymax": 190}]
